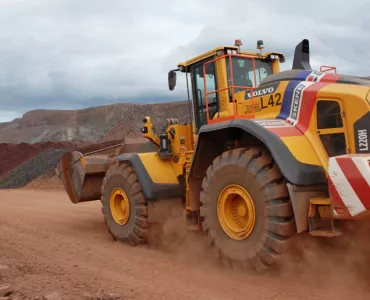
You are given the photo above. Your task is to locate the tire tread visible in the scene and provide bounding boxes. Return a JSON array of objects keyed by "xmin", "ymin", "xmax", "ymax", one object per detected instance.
[
  {"xmin": 200, "ymin": 147, "xmax": 296, "ymax": 272},
  {"xmin": 100, "ymin": 162, "xmax": 149, "ymax": 246}
]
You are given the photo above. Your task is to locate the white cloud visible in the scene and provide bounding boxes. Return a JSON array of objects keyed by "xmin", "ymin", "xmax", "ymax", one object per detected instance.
[{"xmin": 0, "ymin": 0, "xmax": 369, "ymax": 116}]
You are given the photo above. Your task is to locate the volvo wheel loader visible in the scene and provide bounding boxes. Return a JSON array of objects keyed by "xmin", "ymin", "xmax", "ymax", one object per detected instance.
[{"xmin": 56, "ymin": 39, "xmax": 370, "ymax": 272}]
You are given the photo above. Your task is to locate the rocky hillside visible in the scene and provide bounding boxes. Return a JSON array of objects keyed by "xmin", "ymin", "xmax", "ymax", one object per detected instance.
[{"xmin": 0, "ymin": 101, "xmax": 190, "ymax": 143}]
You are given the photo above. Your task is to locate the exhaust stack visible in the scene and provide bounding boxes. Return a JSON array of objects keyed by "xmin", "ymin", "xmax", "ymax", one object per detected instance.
[{"xmin": 292, "ymin": 39, "xmax": 312, "ymax": 70}]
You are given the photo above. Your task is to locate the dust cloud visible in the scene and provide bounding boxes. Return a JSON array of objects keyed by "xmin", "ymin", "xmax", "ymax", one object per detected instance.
[{"xmin": 148, "ymin": 203, "xmax": 370, "ymax": 298}]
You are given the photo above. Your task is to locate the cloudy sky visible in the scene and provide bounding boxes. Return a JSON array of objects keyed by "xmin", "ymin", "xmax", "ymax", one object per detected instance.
[{"xmin": 0, "ymin": 0, "xmax": 369, "ymax": 122}]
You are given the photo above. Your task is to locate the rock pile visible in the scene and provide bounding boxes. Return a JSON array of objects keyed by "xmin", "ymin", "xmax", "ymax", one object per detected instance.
[
  {"xmin": 0, "ymin": 139, "xmax": 125, "ymax": 190},
  {"xmin": 0, "ymin": 149, "xmax": 71, "ymax": 189},
  {"xmin": 0, "ymin": 142, "xmax": 84, "ymax": 179}
]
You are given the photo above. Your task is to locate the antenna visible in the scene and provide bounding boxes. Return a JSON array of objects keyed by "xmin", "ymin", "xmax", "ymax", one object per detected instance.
[{"xmin": 181, "ymin": 46, "xmax": 188, "ymax": 61}]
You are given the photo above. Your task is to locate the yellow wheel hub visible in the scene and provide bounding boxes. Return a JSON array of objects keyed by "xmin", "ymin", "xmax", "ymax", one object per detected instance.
[
  {"xmin": 217, "ymin": 184, "xmax": 256, "ymax": 240},
  {"xmin": 110, "ymin": 187, "xmax": 130, "ymax": 225}
]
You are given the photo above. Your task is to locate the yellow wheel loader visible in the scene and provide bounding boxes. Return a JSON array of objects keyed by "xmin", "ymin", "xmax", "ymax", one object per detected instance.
[{"xmin": 56, "ymin": 39, "xmax": 370, "ymax": 271}]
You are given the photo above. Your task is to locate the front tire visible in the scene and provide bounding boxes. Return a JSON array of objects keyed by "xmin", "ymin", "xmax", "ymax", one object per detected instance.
[
  {"xmin": 200, "ymin": 147, "xmax": 296, "ymax": 272},
  {"xmin": 101, "ymin": 163, "xmax": 149, "ymax": 245}
]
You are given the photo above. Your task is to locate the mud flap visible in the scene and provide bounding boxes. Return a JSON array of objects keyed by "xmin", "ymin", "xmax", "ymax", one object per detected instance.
[{"xmin": 287, "ymin": 183, "xmax": 328, "ymax": 233}]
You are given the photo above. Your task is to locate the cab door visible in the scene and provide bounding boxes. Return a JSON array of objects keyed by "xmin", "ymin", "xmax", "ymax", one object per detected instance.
[{"xmin": 190, "ymin": 59, "xmax": 218, "ymax": 132}]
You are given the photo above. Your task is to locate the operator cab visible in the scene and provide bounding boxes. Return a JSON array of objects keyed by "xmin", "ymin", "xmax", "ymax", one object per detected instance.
[{"xmin": 168, "ymin": 40, "xmax": 285, "ymax": 132}]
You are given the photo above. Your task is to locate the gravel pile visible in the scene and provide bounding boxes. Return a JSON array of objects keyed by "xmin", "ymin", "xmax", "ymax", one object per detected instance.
[
  {"xmin": 0, "ymin": 141, "xmax": 85, "ymax": 179},
  {"xmin": 0, "ymin": 149, "xmax": 72, "ymax": 189},
  {"xmin": 0, "ymin": 139, "xmax": 128, "ymax": 190}
]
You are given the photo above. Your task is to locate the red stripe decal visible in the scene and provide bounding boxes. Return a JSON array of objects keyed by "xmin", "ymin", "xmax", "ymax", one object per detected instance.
[
  {"xmin": 268, "ymin": 81, "xmax": 332, "ymax": 138},
  {"xmin": 295, "ymin": 82, "xmax": 329, "ymax": 133},
  {"xmin": 321, "ymin": 73, "xmax": 341, "ymax": 83},
  {"xmin": 336, "ymin": 157, "xmax": 370, "ymax": 208},
  {"xmin": 267, "ymin": 126, "xmax": 302, "ymax": 137},
  {"xmin": 268, "ymin": 82, "xmax": 329, "ymax": 138},
  {"xmin": 307, "ymin": 75, "xmax": 314, "ymax": 81}
]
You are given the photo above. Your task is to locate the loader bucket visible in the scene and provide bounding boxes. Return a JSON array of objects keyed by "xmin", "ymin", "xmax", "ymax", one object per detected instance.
[{"xmin": 56, "ymin": 138, "xmax": 156, "ymax": 204}]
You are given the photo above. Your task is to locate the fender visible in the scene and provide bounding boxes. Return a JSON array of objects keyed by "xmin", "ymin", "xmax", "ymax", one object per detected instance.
[
  {"xmin": 116, "ymin": 152, "xmax": 183, "ymax": 200},
  {"xmin": 190, "ymin": 119, "xmax": 327, "ymax": 186}
]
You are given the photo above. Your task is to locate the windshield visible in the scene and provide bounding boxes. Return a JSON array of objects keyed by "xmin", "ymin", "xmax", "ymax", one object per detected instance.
[{"xmin": 226, "ymin": 56, "xmax": 273, "ymax": 89}]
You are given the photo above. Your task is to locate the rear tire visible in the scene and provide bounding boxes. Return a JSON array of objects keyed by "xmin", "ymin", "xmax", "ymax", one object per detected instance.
[
  {"xmin": 200, "ymin": 147, "xmax": 296, "ymax": 272},
  {"xmin": 101, "ymin": 163, "xmax": 149, "ymax": 245}
]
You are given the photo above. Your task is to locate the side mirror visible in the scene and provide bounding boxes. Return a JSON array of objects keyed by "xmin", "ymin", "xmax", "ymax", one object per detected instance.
[{"xmin": 168, "ymin": 71, "xmax": 177, "ymax": 91}]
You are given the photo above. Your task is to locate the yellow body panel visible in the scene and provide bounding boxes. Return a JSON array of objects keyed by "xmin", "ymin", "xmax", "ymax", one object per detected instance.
[
  {"xmin": 316, "ymin": 84, "xmax": 370, "ymax": 154},
  {"xmin": 215, "ymin": 57, "xmax": 231, "ymax": 113},
  {"xmin": 280, "ymin": 136, "xmax": 321, "ymax": 165},
  {"xmin": 166, "ymin": 123, "xmax": 194, "ymax": 154},
  {"xmin": 141, "ymin": 122, "xmax": 195, "ymax": 183},
  {"xmin": 234, "ymin": 81, "xmax": 289, "ymax": 119},
  {"xmin": 138, "ymin": 153, "xmax": 178, "ymax": 184}
]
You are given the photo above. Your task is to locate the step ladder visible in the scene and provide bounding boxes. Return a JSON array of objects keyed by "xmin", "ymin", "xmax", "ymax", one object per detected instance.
[{"xmin": 308, "ymin": 197, "xmax": 342, "ymax": 237}]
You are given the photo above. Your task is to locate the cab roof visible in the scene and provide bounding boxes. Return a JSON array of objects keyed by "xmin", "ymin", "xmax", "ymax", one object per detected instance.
[{"xmin": 177, "ymin": 45, "xmax": 285, "ymax": 70}]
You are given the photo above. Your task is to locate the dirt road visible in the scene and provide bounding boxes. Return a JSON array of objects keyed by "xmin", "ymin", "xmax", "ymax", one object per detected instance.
[{"xmin": 1, "ymin": 190, "xmax": 369, "ymax": 299}]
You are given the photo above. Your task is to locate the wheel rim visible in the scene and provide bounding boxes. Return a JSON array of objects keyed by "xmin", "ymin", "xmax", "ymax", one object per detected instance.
[
  {"xmin": 110, "ymin": 187, "xmax": 130, "ymax": 225},
  {"xmin": 217, "ymin": 184, "xmax": 256, "ymax": 240}
]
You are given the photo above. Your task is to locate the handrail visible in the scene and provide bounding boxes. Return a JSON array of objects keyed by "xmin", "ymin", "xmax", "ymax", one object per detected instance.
[
  {"xmin": 320, "ymin": 65, "xmax": 337, "ymax": 74},
  {"xmin": 203, "ymin": 54, "xmax": 257, "ymax": 124}
]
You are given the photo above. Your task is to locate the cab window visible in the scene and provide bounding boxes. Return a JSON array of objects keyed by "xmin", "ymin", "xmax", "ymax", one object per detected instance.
[
  {"xmin": 255, "ymin": 60, "xmax": 273, "ymax": 86},
  {"xmin": 316, "ymin": 100, "xmax": 347, "ymax": 157},
  {"xmin": 226, "ymin": 57, "xmax": 273, "ymax": 90},
  {"xmin": 317, "ymin": 100, "xmax": 343, "ymax": 129}
]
